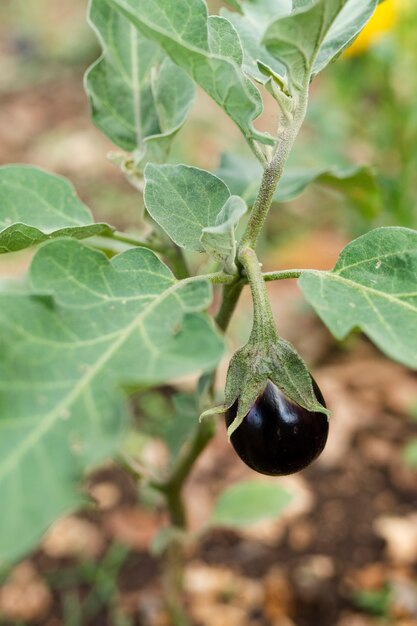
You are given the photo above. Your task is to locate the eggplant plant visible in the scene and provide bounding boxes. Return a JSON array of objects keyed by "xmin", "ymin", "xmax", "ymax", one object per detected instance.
[{"xmin": 0, "ymin": 0, "xmax": 416, "ymax": 623}]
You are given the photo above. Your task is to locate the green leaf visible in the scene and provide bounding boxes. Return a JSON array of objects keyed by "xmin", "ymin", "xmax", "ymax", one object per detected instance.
[
  {"xmin": 403, "ymin": 439, "xmax": 417, "ymax": 468},
  {"xmin": 242, "ymin": 0, "xmax": 292, "ymax": 30},
  {"xmin": 138, "ymin": 391, "xmax": 198, "ymax": 458},
  {"xmin": 0, "ymin": 240, "xmax": 223, "ymax": 564},
  {"xmin": 0, "ymin": 165, "xmax": 112, "ymax": 253},
  {"xmin": 85, "ymin": 0, "xmax": 195, "ymax": 166},
  {"xmin": 223, "ymin": 0, "xmax": 243, "ymax": 12},
  {"xmin": 201, "ymin": 196, "xmax": 247, "ymax": 273},
  {"xmin": 217, "ymin": 153, "xmax": 380, "ymax": 215},
  {"xmin": 264, "ymin": 0, "xmax": 378, "ymax": 92},
  {"xmin": 220, "ymin": 3, "xmax": 288, "ymax": 87},
  {"xmin": 107, "ymin": 0, "xmax": 273, "ymax": 145},
  {"xmin": 211, "ymin": 480, "xmax": 292, "ymax": 527},
  {"xmin": 144, "ymin": 164, "xmax": 246, "ymax": 265},
  {"xmin": 299, "ymin": 227, "xmax": 417, "ymax": 369}
]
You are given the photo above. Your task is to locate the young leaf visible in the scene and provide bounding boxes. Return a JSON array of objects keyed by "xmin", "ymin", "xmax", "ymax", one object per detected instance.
[
  {"xmin": 200, "ymin": 196, "xmax": 247, "ymax": 273},
  {"xmin": 217, "ymin": 153, "xmax": 380, "ymax": 215},
  {"xmin": 264, "ymin": 0, "xmax": 378, "ymax": 92},
  {"xmin": 211, "ymin": 480, "xmax": 292, "ymax": 527},
  {"xmin": 0, "ymin": 240, "xmax": 223, "ymax": 564},
  {"xmin": 299, "ymin": 227, "xmax": 417, "ymax": 369},
  {"xmin": 107, "ymin": 0, "xmax": 274, "ymax": 146},
  {"xmin": 220, "ymin": 3, "xmax": 289, "ymax": 87},
  {"xmin": 85, "ymin": 0, "xmax": 194, "ymax": 167},
  {"xmin": 144, "ymin": 164, "xmax": 247, "ymax": 266},
  {"xmin": 0, "ymin": 165, "xmax": 112, "ymax": 253}
]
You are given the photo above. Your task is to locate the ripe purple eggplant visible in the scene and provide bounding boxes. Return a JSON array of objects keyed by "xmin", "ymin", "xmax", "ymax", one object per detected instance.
[{"xmin": 225, "ymin": 379, "xmax": 328, "ymax": 476}]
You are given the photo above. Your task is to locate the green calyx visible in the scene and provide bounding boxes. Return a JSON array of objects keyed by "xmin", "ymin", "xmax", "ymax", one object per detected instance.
[
  {"xmin": 223, "ymin": 336, "xmax": 330, "ymax": 438},
  {"xmin": 200, "ymin": 246, "xmax": 329, "ymax": 436}
]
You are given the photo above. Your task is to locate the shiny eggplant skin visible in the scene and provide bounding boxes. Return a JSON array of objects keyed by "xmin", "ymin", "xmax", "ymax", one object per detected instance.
[{"xmin": 225, "ymin": 379, "xmax": 328, "ymax": 476}]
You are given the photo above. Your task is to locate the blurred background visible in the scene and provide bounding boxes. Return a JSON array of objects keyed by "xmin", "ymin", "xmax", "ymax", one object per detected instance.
[{"xmin": 0, "ymin": 1, "xmax": 417, "ymax": 625}]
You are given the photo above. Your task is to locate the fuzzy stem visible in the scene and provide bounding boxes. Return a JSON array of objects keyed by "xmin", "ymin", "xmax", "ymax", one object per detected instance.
[
  {"xmin": 154, "ymin": 408, "xmax": 217, "ymax": 625},
  {"xmin": 105, "ymin": 230, "xmax": 166, "ymax": 253},
  {"xmin": 239, "ymin": 247, "xmax": 277, "ymax": 346},
  {"xmin": 168, "ymin": 245, "xmax": 190, "ymax": 280},
  {"xmin": 240, "ymin": 91, "xmax": 309, "ymax": 251},
  {"xmin": 263, "ymin": 269, "xmax": 304, "ymax": 281}
]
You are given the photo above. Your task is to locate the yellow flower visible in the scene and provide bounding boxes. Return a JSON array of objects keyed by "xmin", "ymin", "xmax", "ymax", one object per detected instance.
[{"xmin": 345, "ymin": 0, "xmax": 399, "ymax": 56}]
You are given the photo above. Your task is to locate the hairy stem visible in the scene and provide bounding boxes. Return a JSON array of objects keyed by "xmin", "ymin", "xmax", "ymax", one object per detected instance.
[
  {"xmin": 240, "ymin": 247, "xmax": 277, "ymax": 345},
  {"xmin": 263, "ymin": 269, "xmax": 304, "ymax": 281},
  {"xmin": 169, "ymin": 245, "xmax": 190, "ymax": 279},
  {"xmin": 240, "ymin": 91, "xmax": 309, "ymax": 251},
  {"xmin": 106, "ymin": 230, "xmax": 166, "ymax": 253},
  {"xmin": 158, "ymin": 418, "xmax": 215, "ymax": 626}
]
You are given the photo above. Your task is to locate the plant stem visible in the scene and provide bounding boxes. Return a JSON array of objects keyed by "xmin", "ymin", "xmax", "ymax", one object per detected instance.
[
  {"xmin": 168, "ymin": 245, "xmax": 190, "ymax": 280},
  {"xmin": 263, "ymin": 269, "xmax": 304, "ymax": 281},
  {"xmin": 106, "ymin": 230, "xmax": 166, "ymax": 253},
  {"xmin": 239, "ymin": 247, "xmax": 277, "ymax": 345},
  {"xmin": 214, "ymin": 276, "xmax": 245, "ymax": 331},
  {"xmin": 157, "ymin": 416, "xmax": 216, "ymax": 625},
  {"xmin": 247, "ymin": 138, "xmax": 269, "ymax": 167},
  {"xmin": 151, "ymin": 92, "xmax": 310, "ymax": 626},
  {"xmin": 240, "ymin": 91, "xmax": 309, "ymax": 251},
  {"xmin": 157, "ymin": 273, "xmax": 244, "ymax": 625}
]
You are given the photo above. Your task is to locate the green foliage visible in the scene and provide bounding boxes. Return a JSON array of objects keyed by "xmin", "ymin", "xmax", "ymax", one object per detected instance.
[
  {"xmin": 137, "ymin": 391, "xmax": 199, "ymax": 459},
  {"xmin": 304, "ymin": 4, "xmax": 417, "ymax": 230},
  {"xmin": 0, "ymin": 0, "xmax": 416, "ymax": 571},
  {"xmin": 0, "ymin": 166, "xmax": 112, "ymax": 253},
  {"xmin": 300, "ymin": 228, "xmax": 417, "ymax": 368},
  {"xmin": 264, "ymin": 0, "xmax": 378, "ymax": 92},
  {"xmin": 217, "ymin": 153, "xmax": 380, "ymax": 216},
  {"xmin": 211, "ymin": 480, "xmax": 292, "ymax": 527},
  {"xmin": 85, "ymin": 0, "xmax": 195, "ymax": 166},
  {"xmin": 106, "ymin": 0, "xmax": 273, "ymax": 146},
  {"xmin": 353, "ymin": 586, "xmax": 391, "ymax": 617},
  {"xmin": 403, "ymin": 440, "xmax": 417, "ymax": 468},
  {"xmin": 220, "ymin": 1, "xmax": 289, "ymax": 88},
  {"xmin": 144, "ymin": 164, "xmax": 246, "ymax": 270},
  {"xmin": 0, "ymin": 240, "xmax": 223, "ymax": 563}
]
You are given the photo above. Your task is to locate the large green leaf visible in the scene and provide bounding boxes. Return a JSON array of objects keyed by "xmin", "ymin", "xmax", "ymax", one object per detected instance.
[
  {"xmin": 0, "ymin": 166, "xmax": 112, "ymax": 253},
  {"xmin": 220, "ymin": 2, "xmax": 289, "ymax": 86},
  {"xmin": 0, "ymin": 240, "xmax": 223, "ymax": 564},
  {"xmin": 144, "ymin": 164, "xmax": 246, "ymax": 264},
  {"xmin": 85, "ymin": 0, "xmax": 194, "ymax": 165},
  {"xmin": 300, "ymin": 228, "xmax": 417, "ymax": 369},
  {"xmin": 264, "ymin": 0, "xmax": 378, "ymax": 92},
  {"xmin": 107, "ymin": 0, "xmax": 273, "ymax": 145},
  {"xmin": 211, "ymin": 480, "xmax": 292, "ymax": 527},
  {"xmin": 217, "ymin": 153, "xmax": 380, "ymax": 215}
]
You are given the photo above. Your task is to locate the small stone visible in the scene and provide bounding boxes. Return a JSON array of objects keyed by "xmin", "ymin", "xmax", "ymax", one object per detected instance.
[
  {"xmin": 288, "ymin": 520, "xmax": 315, "ymax": 551},
  {"xmin": 42, "ymin": 516, "xmax": 104, "ymax": 559},
  {"xmin": 351, "ymin": 563, "xmax": 388, "ymax": 591},
  {"xmin": 374, "ymin": 515, "xmax": 417, "ymax": 564},
  {"xmin": 264, "ymin": 567, "xmax": 294, "ymax": 621},
  {"xmin": 0, "ymin": 562, "xmax": 52, "ymax": 623},
  {"xmin": 89, "ymin": 481, "xmax": 121, "ymax": 510}
]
